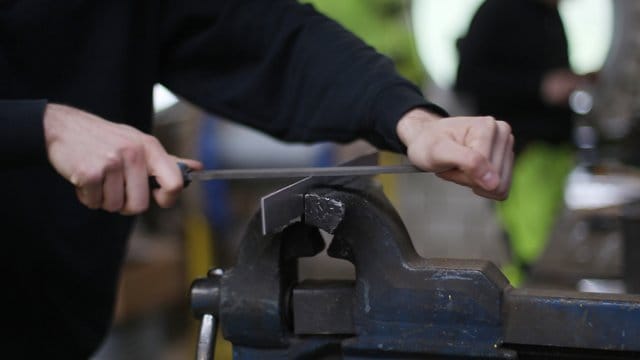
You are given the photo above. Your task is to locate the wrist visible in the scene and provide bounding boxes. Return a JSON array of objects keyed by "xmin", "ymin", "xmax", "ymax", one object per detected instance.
[
  {"xmin": 396, "ymin": 108, "xmax": 442, "ymax": 146},
  {"xmin": 43, "ymin": 103, "xmax": 72, "ymax": 146}
]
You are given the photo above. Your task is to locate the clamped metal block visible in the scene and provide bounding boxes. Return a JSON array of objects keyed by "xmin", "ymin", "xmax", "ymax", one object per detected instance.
[{"xmin": 191, "ymin": 180, "xmax": 640, "ymax": 359}]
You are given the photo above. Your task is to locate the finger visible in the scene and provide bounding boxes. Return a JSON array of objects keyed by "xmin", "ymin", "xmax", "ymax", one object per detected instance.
[
  {"xmin": 465, "ymin": 116, "xmax": 497, "ymax": 160},
  {"xmin": 102, "ymin": 166, "xmax": 125, "ymax": 212},
  {"xmin": 497, "ymin": 144, "xmax": 515, "ymax": 198},
  {"xmin": 436, "ymin": 169, "xmax": 473, "ymax": 188},
  {"xmin": 438, "ymin": 170, "xmax": 506, "ymax": 200},
  {"xmin": 472, "ymin": 142, "xmax": 514, "ymax": 201},
  {"xmin": 171, "ymin": 156, "xmax": 204, "ymax": 171},
  {"xmin": 430, "ymin": 139, "xmax": 499, "ymax": 191},
  {"xmin": 490, "ymin": 121, "xmax": 512, "ymax": 170},
  {"xmin": 75, "ymin": 180, "xmax": 103, "ymax": 210},
  {"xmin": 121, "ymin": 149, "xmax": 150, "ymax": 215},
  {"xmin": 144, "ymin": 137, "xmax": 183, "ymax": 208},
  {"xmin": 472, "ymin": 187, "xmax": 501, "ymax": 200}
]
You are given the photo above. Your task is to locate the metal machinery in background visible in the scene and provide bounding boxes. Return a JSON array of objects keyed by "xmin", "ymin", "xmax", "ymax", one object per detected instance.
[
  {"xmin": 525, "ymin": 0, "xmax": 640, "ymax": 293},
  {"xmin": 591, "ymin": 0, "xmax": 640, "ymax": 146}
]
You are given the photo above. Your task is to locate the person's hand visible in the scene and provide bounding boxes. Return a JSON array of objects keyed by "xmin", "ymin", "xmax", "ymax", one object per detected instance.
[
  {"xmin": 396, "ymin": 109, "xmax": 513, "ymax": 200},
  {"xmin": 541, "ymin": 69, "xmax": 588, "ymax": 105},
  {"xmin": 44, "ymin": 103, "xmax": 203, "ymax": 214}
]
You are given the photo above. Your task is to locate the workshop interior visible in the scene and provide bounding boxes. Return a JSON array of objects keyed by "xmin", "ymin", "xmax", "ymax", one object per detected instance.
[{"xmin": 90, "ymin": 0, "xmax": 640, "ymax": 359}]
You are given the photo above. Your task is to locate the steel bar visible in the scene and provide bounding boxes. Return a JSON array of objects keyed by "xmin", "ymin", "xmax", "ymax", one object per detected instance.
[{"xmin": 190, "ymin": 164, "xmax": 421, "ymax": 181}]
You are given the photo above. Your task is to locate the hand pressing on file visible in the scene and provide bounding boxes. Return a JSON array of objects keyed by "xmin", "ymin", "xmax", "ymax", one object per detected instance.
[
  {"xmin": 43, "ymin": 104, "xmax": 202, "ymax": 214},
  {"xmin": 397, "ymin": 108, "xmax": 514, "ymax": 200}
]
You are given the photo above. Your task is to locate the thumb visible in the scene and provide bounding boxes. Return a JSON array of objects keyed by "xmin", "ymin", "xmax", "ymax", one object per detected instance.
[{"xmin": 171, "ymin": 156, "xmax": 203, "ymax": 171}]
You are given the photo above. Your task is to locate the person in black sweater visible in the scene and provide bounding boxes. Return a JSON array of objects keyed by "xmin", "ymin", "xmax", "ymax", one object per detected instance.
[
  {"xmin": 1, "ymin": 0, "xmax": 513, "ymax": 357},
  {"xmin": 454, "ymin": 0, "xmax": 596, "ymax": 280},
  {"xmin": 455, "ymin": 0, "xmax": 593, "ymax": 153}
]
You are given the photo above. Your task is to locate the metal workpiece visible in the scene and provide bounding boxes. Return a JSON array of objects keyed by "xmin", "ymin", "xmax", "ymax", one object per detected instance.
[
  {"xmin": 303, "ymin": 191, "xmax": 346, "ymax": 234},
  {"xmin": 259, "ymin": 152, "xmax": 380, "ymax": 235},
  {"xmin": 190, "ymin": 179, "xmax": 640, "ymax": 359}
]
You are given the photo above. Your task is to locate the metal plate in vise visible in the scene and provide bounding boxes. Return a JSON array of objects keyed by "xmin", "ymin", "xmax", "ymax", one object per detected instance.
[{"xmin": 260, "ymin": 152, "xmax": 379, "ymax": 235}]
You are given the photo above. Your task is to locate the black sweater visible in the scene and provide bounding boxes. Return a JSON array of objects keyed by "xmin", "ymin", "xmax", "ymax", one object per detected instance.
[
  {"xmin": 455, "ymin": 0, "xmax": 573, "ymax": 151},
  {"xmin": 0, "ymin": 0, "xmax": 444, "ymax": 357}
]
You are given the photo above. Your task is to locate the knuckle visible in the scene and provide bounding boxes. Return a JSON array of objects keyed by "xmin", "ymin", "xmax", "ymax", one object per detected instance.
[
  {"xmin": 75, "ymin": 166, "xmax": 103, "ymax": 185},
  {"xmin": 497, "ymin": 121, "xmax": 512, "ymax": 134},
  {"xmin": 484, "ymin": 118, "xmax": 497, "ymax": 131},
  {"xmin": 468, "ymin": 117, "xmax": 497, "ymax": 140},
  {"xmin": 143, "ymin": 134, "xmax": 162, "ymax": 147},
  {"xmin": 120, "ymin": 144, "xmax": 144, "ymax": 164},
  {"xmin": 115, "ymin": 123, "xmax": 144, "ymax": 140},
  {"xmin": 103, "ymin": 152, "xmax": 124, "ymax": 171},
  {"xmin": 480, "ymin": 116, "xmax": 496, "ymax": 127}
]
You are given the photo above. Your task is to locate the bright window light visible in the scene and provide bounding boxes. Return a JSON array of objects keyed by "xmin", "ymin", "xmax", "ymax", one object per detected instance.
[
  {"xmin": 412, "ymin": 0, "xmax": 614, "ymax": 88},
  {"xmin": 153, "ymin": 84, "xmax": 179, "ymax": 113}
]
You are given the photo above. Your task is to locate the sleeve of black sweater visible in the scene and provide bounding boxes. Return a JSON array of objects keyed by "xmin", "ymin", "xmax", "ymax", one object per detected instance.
[
  {"xmin": 158, "ymin": 0, "xmax": 447, "ymax": 153},
  {"xmin": 0, "ymin": 99, "xmax": 48, "ymax": 165}
]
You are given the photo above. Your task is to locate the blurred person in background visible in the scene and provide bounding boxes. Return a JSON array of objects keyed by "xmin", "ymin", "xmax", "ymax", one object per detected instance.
[
  {"xmin": 1, "ymin": 0, "xmax": 513, "ymax": 357},
  {"xmin": 454, "ymin": 0, "xmax": 598, "ymax": 284}
]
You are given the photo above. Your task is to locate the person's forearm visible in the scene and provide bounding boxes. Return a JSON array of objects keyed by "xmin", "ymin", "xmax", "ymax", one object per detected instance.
[
  {"xmin": 0, "ymin": 99, "xmax": 48, "ymax": 165},
  {"xmin": 159, "ymin": 0, "xmax": 447, "ymax": 152}
]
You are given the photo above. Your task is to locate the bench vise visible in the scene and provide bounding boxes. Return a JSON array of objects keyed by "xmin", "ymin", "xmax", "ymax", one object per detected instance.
[{"xmin": 190, "ymin": 179, "xmax": 640, "ymax": 359}]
